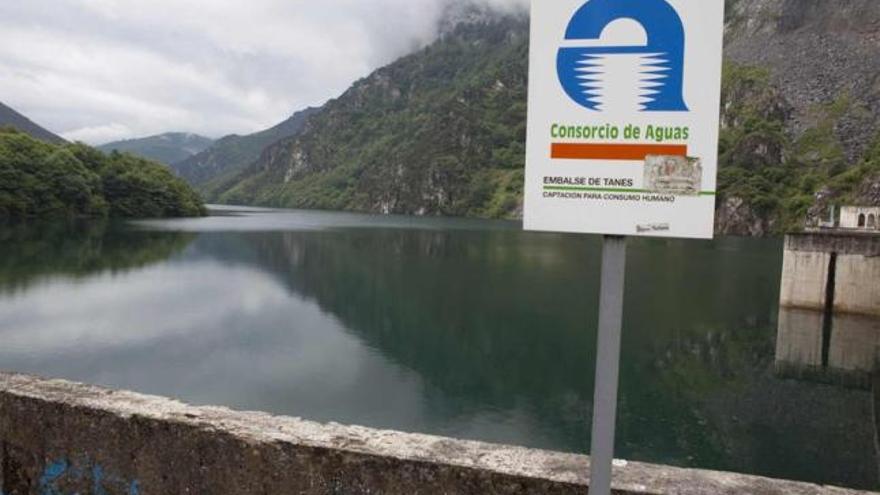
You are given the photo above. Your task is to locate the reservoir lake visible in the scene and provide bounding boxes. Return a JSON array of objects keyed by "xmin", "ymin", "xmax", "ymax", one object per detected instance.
[{"xmin": 0, "ymin": 206, "xmax": 876, "ymax": 490}]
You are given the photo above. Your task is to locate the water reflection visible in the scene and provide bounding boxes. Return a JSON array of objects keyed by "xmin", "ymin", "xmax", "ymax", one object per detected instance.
[
  {"xmin": 0, "ymin": 219, "xmax": 194, "ymax": 293},
  {"xmin": 776, "ymin": 308, "xmax": 880, "ymax": 388},
  {"xmin": 0, "ymin": 212, "xmax": 877, "ymax": 490}
]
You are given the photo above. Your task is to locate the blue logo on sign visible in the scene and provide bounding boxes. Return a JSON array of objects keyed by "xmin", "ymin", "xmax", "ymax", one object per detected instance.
[{"xmin": 557, "ymin": 0, "xmax": 688, "ymax": 112}]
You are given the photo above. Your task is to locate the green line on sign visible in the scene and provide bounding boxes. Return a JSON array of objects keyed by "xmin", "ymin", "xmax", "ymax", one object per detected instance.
[
  {"xmin": 543, "ymin": 186, "xmax": 717, "ymax": 196},
  {"xmin": 544, "ymin": 186, "xmax": 648, "ymax": 193}
]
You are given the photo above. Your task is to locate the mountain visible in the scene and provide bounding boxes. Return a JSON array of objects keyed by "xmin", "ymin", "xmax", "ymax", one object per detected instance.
[
  {"xmin": 715, "ymin": 0, "xmax": 880, "ymax": 233},
  {"xmin": 725, "ymin": 0, "xmax": 880, "ymax": 160},
  {"xmin": 99, "ymin": 133, "xmax": 214, "ymax": 166},
  {"xmin": 207, "ymin": 2, "xmax": 880, "ymax": 235},
  {"xmin": 173, "ymin": 107, "xmax": 320, "ymax": 187},
  {"xmin": 209, "ymin": 11, "xmax": 528, "ymax": 217},
  {"xmin": 0, "ymin": 127, "xmax": 205, "ymax": 219},
  {"xmin": 0, "ymin": 102, "xmax": 66, "ymax": 144}
]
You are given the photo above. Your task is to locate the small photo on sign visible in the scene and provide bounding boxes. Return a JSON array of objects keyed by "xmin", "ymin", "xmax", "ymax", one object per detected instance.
[{"xmin": 643, "ymin": 155, "xmax": 703, "ymax": 196}]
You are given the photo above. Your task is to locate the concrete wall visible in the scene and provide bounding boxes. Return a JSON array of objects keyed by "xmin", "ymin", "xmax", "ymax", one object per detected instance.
[
  {"xmin": 785, "ymin": 233, "xmax": 880, "ymax": 256},
  {"xmin": 841, "ymin": 207, "xmax": 880, "ymax": 231},
  {"xmin": 0, "ymin": 372, "xmax": 871, "ymax": 495},
  {"xmin": 781, "ymin": 233, "xmax": 880, "ymax": 316},
  {"xmin": 835, "ymin": 255, "xmax": 880, "ymax": 317},
  {"xmin": 779, "ymin": 248, "xmax": 830, "ymax": 311},
  {"xmin": 873, "ymin": 373, "xmax": 880, "ymax": 482}
]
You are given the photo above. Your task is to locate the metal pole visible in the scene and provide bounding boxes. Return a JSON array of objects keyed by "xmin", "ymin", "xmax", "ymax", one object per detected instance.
[{"xmin": 589, "ymin": 235, "xmax": 627, "ymax": 495}]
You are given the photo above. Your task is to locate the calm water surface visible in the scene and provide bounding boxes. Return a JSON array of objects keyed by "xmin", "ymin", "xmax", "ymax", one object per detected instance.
[{"xmin": 0, "ymin": 206, "xmax": 876, "ymax": 490}]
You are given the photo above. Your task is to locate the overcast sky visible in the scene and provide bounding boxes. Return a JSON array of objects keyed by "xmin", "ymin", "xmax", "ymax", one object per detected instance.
[{"xmin": 0, "ymin": 0, "xmax": 526, "ymax": 145}]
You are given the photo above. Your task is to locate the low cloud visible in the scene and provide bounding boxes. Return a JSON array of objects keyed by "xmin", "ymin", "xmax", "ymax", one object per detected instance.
[{"xmin": 0, "ymin": 0, "xmax": 527, "ymax": 145}]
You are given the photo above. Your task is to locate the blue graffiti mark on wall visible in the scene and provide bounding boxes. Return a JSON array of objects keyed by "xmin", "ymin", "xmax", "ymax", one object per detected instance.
[
  {"xmin": 37, "ymin": 458, "xmax": 139, "ymax": 495},
  {"xmin": 92, "ymin": 464, "xmax": 107, "ymax": 495},
  {"xmin": 557, "ymin": 0, "xmax": 689, "ymax": 112},
  {"xmin": 38, "ymin": 459, "xmax": 70, "ymax": 493}
]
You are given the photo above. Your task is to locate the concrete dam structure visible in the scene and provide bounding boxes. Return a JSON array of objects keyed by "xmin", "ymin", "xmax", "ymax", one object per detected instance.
[
  {"xmin": 779, "ymin": 233, "xmax": 880, "ymax": 317},
  {"xmin": 0, "ymin": 372, "xmax": 874, "ymax": 495},
  {"xmin": 776, "ymin": 232, "xmax": 880, "ymax": 386},
  {"xmin": 776, "ymin": 229, "xmax": 880, "ymax": 488}
]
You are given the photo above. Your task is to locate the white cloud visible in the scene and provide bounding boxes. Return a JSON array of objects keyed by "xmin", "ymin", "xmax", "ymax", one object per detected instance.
[
  {"xmin": 63, "ymin": 123, "xmax": 132, "ymax": 143},
  {"xmin": 0, "ymin": 0, "xmax": 526, "ymax": 145}
]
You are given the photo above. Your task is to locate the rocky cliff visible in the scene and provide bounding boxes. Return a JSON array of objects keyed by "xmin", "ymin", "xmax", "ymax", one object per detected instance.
[
  {"xmin": 175, "ymin": 107, "xmax": 320, "ymax": 186},
  {"xmin": 725, "ymin": 0, "xmax": 880, "ymax": 159},
  {"xmin": 211, "ymin": 11, "xmax": 528, "ymax": 218},
  {"xmin": 206, "ymin": 1, "xmax": 880, "ymax": 236},
  {"xmin": 719, "ymin": 0, "xmax": 880, "ymax": 233}
]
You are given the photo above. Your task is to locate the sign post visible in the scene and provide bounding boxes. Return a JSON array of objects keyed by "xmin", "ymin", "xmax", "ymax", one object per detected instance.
[
  {"xmin": 524, "ymin": 0, "xmax": 725, "ymax": 493},
  {"xmin": 589, "ymin": 235, "xmax": 627, "ymax": 495}
]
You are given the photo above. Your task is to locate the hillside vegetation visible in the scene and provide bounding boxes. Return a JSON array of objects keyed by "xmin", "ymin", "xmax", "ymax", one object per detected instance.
[
  {"xmin": 99, "ymin": 132, "xmax": 214, "ymax": 166},
  {"xmin": 200, "ymin": 2, "xmax": 880, "ymax": 235},
  {"xmin": 210, "ymin": 17, "xmax": 528, "ymax": 219},
  {"xmin": 714, "ymin": 63, "xmax": 880, "ymax": 234},
  {"xmin": 175, "ymin": 107, "xmax": 320, "ymax": 186},
  {"xmin": 0, "ymin": 127, "xmax": 205, "ymax": 218}
]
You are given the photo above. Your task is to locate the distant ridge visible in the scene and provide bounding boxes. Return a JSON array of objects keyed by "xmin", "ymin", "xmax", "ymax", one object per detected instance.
[
  {"xmin": 173, "ymin": 107, "xmax": 320, "ymax": 186},
  {"xmin": 99, "ymin": 133, "xmax": 214, "ymax": 166},
  {"xmin": 0, "ymin": 102, "xmax": 66, "ymax": 144}
]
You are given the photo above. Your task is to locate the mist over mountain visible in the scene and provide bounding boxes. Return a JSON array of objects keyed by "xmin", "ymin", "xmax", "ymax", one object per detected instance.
[
  {"xmin": 193, "ymin": 0, "xmax": 880, "ymax": 235},
  {"xmin": 0, "ymin": 102, "xmax": 66, "ymax": 144},
  {"xmin": 207, "ymin": 9, "xmax": 528, "ymax": 218},
  {"xmin": 0, "ymin": 0, "xmax": 527, "ymax": 144},
  {"xmin": 99, "ymin": 133, "xmax": 214, "ymax": 166}
]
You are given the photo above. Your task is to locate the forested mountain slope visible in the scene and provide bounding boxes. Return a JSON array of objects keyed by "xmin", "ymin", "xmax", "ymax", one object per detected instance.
[
  {"xmin": 211, "ymin": 15, "xmax": 529, "ymax": 219},
  {"xmin": 208, "ymin": 1, "xmax": 880, "ymax": 235},
  {"xmin": 175, "ymin": 107, "xmax": 320, "ymax": 186},
  {"xmin": 0, "ymin": 127, "xmax": 205, "ymax": 218}
]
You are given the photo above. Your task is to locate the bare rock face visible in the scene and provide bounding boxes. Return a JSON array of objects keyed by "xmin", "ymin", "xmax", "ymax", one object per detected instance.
[
  {"xmin": 855, "ymin": 175, "xmax": 880, "ymax": 206},
  {"xmin": 205, "ymin": 0, "xmax": 879, "ymax": 236},
  {"xmin": 804, "ymin": 186, "xmax": 839, "ymax": 227},
  {"xmin": 716, "ymin": 196, "xmax": 776, "ymax": 236},
  {"xmin": 725, "ymin": 0, "xmax": 880, "ymax": 160},
  {"xmin": 437, "ymin": 2, "xmax": 499, "ymax": 38}
]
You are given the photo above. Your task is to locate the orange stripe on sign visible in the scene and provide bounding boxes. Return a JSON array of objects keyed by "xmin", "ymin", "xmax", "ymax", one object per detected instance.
[{"xmin": 551, "ymin": 143, "xmax": 688, "ymax": 161}]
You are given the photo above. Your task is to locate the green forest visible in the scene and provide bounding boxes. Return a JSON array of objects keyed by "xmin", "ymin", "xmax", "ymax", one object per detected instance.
[
  {"xmin": 202, "ymin": 16, "xmax": 880, "ymax": 235},
  {"xmin": 0, "ymin": 126, "xmax": 205, "ymax": 219},
  {"xmin": 717, "ymin": 63, "xmax": 880, "ymax": 232}
]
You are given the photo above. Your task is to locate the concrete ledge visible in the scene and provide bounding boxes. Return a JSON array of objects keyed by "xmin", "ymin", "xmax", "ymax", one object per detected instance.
[
  {"xmin": 786, "ymin": 233, "xmax": 880, "ymax": 256},
  {"xmin": 874, "ymin": 373, "xmax": 880, "ymax": 483},
  {"xmin": 0, "ymin": 372, "xmax": 873, "ymax": 495}
]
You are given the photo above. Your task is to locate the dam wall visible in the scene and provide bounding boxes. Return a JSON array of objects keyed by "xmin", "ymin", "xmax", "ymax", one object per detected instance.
[
  {"xmin": 777, "ymin": 233, "xmax": 880, "ymax": 386},
  {"xmin": 781, "ymin": 233, "xmax": 880, "ymax": 317},
  {"xmin": 0, "ymin": 372, "xmax": 871, "ymax": 495},
  {"xmin": 779, "ymin": 248, "xmax": 831, "ymax": 311},
  {"xmin": 835, "ymin": 253, "xmax": 880, "ymax": 317},
  {"xmin": 874, "ymin": 373, "xmax": 880, "ymax": 483}
]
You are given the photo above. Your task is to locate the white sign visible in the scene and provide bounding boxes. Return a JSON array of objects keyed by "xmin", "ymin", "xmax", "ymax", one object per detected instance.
[{"xmin": 524, "ymin": 0, "xmax": 725, "ymax": 239}]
